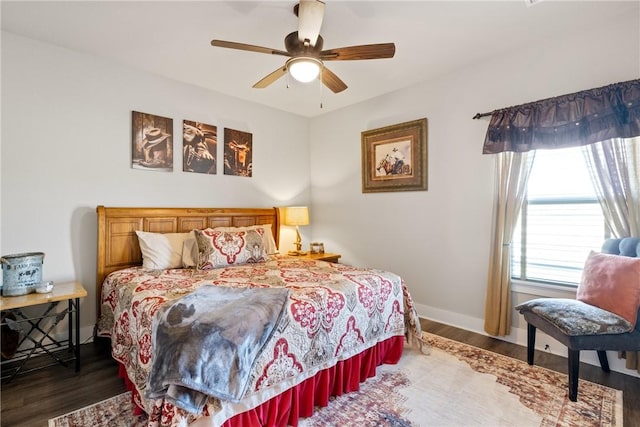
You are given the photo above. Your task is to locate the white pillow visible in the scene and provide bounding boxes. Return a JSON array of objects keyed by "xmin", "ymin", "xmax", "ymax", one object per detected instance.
[{"xmin": 135, "ymin": 231, "xmax": 191, "ymax": 270}]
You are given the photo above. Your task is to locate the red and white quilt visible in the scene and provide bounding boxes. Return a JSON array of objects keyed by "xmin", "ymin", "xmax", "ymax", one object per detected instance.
[{"xmin": 97, "ymin": 256, "xmax": 423, "ymax": 426}]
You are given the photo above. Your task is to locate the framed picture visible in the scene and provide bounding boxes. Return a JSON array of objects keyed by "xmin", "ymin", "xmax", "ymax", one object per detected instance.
[
  {"xmin": 132, "ymin": 111, "xmax": 173, "ymax": 171},
  {"xmin": 183, "ymin": 120, "xmax": 217, "ymax": 174},
  {"xmin": 224, "ymin": 128, "xmax": 253, "ymax": 177},
  {"xmin": 361, "ymin": 118, "xmax": 427, "ymax": 193}
]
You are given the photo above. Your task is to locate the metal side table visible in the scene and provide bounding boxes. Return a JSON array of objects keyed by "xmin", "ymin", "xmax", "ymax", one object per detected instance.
[{"xmin": 0, "ymin": 281, "xmax": 87, "ymax": 382}]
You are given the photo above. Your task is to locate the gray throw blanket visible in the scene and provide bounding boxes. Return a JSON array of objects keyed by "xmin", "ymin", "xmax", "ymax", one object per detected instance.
[{"xmin": 145, "ymin": 285, "xmax": 290, "ymax": 413}]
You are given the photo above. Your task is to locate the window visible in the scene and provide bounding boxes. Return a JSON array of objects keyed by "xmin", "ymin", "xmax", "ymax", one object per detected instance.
[{"xmin": 511, "ymin": 146, "xmax": 607, "ymax": 286}]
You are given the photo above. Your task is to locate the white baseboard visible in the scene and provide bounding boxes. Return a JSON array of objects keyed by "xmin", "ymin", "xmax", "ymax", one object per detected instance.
[{"xmin": 414, "ymin": 302, "xmax": 640, "ymax": 379}]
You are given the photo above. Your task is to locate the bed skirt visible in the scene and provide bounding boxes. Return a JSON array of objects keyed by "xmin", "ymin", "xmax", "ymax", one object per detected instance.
[{"xmin": 118, "ymin": 335, "xmax": 405, "ymax": 427}]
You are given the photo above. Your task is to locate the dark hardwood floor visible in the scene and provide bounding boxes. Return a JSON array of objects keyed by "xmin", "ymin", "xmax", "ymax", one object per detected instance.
[
  {"xmin": 1, "ymin": 320, "xmax": 638, "ymax": 426},
  {"xmin": 1, "ymin": 338, "xmax": 127, "ymax": 427}
]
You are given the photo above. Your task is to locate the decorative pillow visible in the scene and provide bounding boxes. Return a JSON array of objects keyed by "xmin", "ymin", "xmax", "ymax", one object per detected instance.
[
  {"xmin": 182, "ymin": 224, "xmax": 277, "ymax": 268},
  {"xmin": 576, "ymin": 251, "xmax": 640, "ymax": 327},
  {"xmin": 135, "ymin": 231, "xmax": 191, "ymax": 270},
  {"xmin": 194, "ymin": 228, "xmax": 268, "ymax": 270},
  {"xmin": 214, "ymin": 224, "xmax": 278, "ymax": 255}
]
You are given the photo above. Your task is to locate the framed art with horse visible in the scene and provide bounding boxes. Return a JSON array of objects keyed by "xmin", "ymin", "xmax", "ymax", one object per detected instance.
[{"xmin": 361, "ymin": 118, "xmax": 428, "ymax": 193}]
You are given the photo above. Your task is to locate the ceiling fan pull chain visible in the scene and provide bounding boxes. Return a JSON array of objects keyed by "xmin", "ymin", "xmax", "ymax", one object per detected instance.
[{"xmin": 319, "ymin": 67, "xmax": 323, "ymax": 109}]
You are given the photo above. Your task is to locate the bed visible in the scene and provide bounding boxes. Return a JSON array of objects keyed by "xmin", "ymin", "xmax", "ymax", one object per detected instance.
[{"xmin": 95, "ymin": 206, "xmax": 424, "ymax": 427}]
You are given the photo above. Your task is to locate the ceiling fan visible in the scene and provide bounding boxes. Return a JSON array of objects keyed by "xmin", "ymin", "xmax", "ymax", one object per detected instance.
[{"xmin": 210, "ymin": 0, "xmax": 395, "ymax": 94}]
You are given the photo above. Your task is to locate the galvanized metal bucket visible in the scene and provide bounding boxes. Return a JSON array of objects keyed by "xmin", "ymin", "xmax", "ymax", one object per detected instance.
[{"xmin": 0, "ymin": 252, "xmax": 45, "ymax": 296}]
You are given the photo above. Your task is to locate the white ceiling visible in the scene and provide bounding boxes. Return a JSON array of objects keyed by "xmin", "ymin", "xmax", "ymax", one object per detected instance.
[{"xmin": 2, "ymin": 1, "xmax": 637, "ymax": 118}]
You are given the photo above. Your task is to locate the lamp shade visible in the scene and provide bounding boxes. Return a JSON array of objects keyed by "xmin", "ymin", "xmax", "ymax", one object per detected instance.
[
  {"xmin": 283, "ymin": 206, "xmax": 309, "ymax": 226},
  {"xmin": 287, "ymin": 57, "xmax": 321, "ymax": 83}
]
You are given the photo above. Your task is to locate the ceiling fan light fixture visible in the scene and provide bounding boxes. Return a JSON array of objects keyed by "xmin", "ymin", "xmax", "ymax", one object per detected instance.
[
  {"xmin": 287, "ymin": 57, "xmax": 321, "ymax": 83},
  {"xmin": 211, "ymin": 0, "xmax": 394, "ymax": 93}
]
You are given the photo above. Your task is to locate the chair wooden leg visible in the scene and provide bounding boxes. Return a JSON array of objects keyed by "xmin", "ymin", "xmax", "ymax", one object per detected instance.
[
  {"xmin": 568, "ymin": 349, "xmax": 580, "ymax": 402},
  {"xmin": 597, "ymin": 350, "xmax": 611, "ymax": 373},
  {"xmin": 527, "ymin": 323, "xmax": 536, "ymax": 365}
]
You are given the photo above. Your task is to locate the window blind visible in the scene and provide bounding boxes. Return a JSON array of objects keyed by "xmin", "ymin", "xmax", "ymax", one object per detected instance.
[{"xmin": 511, "ymin": 146, "xmax": 606, "ymax": 285}]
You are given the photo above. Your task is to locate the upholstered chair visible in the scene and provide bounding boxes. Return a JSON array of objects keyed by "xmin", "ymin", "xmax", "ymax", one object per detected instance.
[{"xmin": 515, "ymin": 237, "xmax": 640, "ymax": 401}]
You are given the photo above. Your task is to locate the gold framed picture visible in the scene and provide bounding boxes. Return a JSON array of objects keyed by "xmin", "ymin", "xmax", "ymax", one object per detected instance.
[{"xmin": 361, "ymin": 118, "xmax": 428, "ymax": 193}]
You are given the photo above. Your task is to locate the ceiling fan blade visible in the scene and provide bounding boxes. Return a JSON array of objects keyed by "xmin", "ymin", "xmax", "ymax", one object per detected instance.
[
  {"xmin": 320, "ymin": 43, "xmax": 396, "ymax": 61},
  {"xmin": 253, "ymin": 66, "xmax": 288, "ymax": 89},
  {"xmin": 298, "ymin": 0, "xmax": 325, "ymax": 47},
  {"xmin": 211, "ymin": 40, "xmax": 290, "ymax": 57},
  {"xmin": 321, "ymin": 66, "xmax": 347, "ymax": 93}
]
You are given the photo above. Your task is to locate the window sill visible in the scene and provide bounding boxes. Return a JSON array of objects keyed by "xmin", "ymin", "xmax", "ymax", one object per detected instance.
[{"xmin": 511, "ymin": 279, "xmax": 577, "ymax": 299}]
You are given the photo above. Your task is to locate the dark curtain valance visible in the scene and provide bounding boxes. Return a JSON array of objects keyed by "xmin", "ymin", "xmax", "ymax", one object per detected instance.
[{"xmin": 482, "ymin": 79, "xmax": 640, "ymax": 154}]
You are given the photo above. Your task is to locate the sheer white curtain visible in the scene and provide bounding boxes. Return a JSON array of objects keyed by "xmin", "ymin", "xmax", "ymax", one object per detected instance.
[
  {"xmin": 583, "ymin": 136, "xmax": 640, "ymax": 372},
  {"xmin": 583, "ymin": 137, "xmax": 640, "ymax": 237},
  {"xmin": 484, "ymin": 151, "xmax": 535, "ymax": 336}
]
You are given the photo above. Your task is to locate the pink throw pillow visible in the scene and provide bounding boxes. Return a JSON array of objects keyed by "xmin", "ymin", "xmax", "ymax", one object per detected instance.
[{"xmin": 576, "ymin": 251, "xmax": 640, "ymax": 327}]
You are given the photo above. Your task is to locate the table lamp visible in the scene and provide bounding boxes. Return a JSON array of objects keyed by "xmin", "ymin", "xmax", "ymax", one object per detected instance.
[{"xmin": 283, "ymin": 206, "xmax": 309, "ymax": 256}]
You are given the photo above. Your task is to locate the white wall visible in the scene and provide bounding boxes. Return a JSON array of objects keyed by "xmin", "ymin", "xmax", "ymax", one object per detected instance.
[
  {"xmin": 308, "ymin": 14, "xmax": 640, "ymax": 372},
  {"xmin": 1, "ymin": 32, "xmax": 311, "ymax": 339},
  {"xmin": 2, "ymin": 11, "xmax": 639, "ymax": 375}
]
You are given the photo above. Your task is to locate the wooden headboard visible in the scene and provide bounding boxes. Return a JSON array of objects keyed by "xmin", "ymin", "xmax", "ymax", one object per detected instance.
[{"xmin": 96, "ymin": 206, "xmax": 280, "ymax": 310}]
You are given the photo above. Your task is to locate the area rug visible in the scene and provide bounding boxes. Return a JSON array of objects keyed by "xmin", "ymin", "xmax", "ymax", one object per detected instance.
[{"xmin": 48, "ymin": 333, "xmax": 623, "ymax": 427}]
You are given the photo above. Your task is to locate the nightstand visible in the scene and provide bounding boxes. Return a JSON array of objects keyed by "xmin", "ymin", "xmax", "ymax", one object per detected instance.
[
  {"xmin": 303, "ymin": 252, "xmax": 341, "ymax": 263},
  {"xmin": 0, "ymin": 281, "xmax": 87, "ymax": 382}
]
